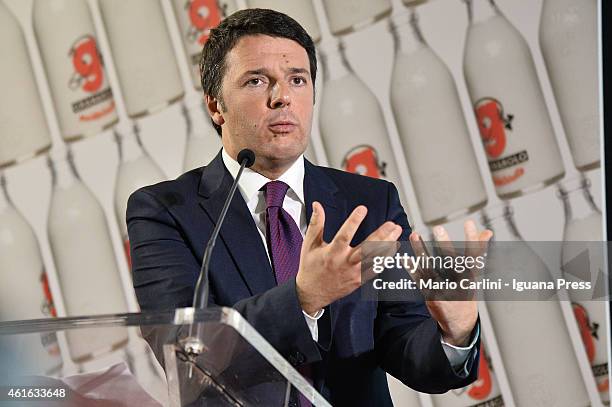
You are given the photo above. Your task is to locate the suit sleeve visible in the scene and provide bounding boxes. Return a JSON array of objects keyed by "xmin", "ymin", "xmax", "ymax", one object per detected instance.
[
  {"xmin": 127, "ymin": 188, "xmax": 321, "ymax": 368},
  {"xmin": 373, "ymin": 182, "xmax": 480, "ymax": 393}
]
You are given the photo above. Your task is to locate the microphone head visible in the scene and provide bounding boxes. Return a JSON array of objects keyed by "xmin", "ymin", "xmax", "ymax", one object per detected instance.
[{"xmin": 237, "ymin": 149, "xmax": 256, "ymax": 168}]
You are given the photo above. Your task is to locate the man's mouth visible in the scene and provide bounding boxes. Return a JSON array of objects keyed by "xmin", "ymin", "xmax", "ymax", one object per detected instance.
[{"xmin": 268, "ymin": 121, "xmax": 297, "ymax": 133}]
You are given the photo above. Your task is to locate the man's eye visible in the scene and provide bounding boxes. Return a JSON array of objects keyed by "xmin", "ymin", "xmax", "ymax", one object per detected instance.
[
  {"xmin": 247, "ymin": 78, "xmax": 263, "ymax": 86},
  {"xmin": 292, "ymin": 77, "xmax": 306, "ymax": 85}
]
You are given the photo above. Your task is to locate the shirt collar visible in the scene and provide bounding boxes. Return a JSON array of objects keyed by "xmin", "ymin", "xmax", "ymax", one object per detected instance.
[{"xmin": 221, "ymin": 148, "xmax": 305, "ymax": 206}]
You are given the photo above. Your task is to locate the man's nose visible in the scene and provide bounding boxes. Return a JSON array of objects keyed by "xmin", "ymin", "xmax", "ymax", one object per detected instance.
[{"xmin": 269, "ymin": 82, "xmax": 290, "ymax": 109}]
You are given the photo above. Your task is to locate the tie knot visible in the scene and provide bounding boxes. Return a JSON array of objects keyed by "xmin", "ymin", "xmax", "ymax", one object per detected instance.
[{"xmin": 264, "ymin": 180, "xmax": 289, "ymax": 208}]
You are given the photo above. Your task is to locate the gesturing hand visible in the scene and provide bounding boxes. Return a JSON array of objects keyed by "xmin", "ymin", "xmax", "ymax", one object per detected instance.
[
  {"xmin": 408, "ymin": 220, "xmax": 493, "ymax": 346},
  {"xmin": 296, "ymin": 202, "xmax": 403, "ymax": 315}
]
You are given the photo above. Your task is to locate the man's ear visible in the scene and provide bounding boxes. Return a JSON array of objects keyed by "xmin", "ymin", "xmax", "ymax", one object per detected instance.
[{"xmin": 205, "ymin": 94, "xmax": 225, "ymax": 127}]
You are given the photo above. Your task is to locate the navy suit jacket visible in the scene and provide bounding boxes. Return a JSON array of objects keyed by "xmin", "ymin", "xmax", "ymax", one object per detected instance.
[{"xmin": 126, "ymin": 152, "xmax": 479, "ymax": 406}]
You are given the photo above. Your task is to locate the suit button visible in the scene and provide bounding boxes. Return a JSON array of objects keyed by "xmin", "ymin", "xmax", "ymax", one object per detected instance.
[
  {"xmin": 288, "ymin": 401, "xmax": 298, "ymax": 407},
  {"xmin": 288, "ymin": 350, "xmax": 305, "ymax": 366},
  {"xmin": 287, "ymin": 354, "xmax": 298, "ymax": 366}
]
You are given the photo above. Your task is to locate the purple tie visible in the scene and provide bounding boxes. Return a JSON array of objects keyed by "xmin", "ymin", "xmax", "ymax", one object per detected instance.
[
  {"xmin": 264, "ymin": 181, "xmax": 303, "ymax": 284},
  {"xmin": 263, "ymin": 181, "xmax": 312, "ymax": 407}
]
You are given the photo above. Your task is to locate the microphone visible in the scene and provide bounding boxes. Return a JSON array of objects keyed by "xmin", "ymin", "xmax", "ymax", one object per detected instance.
[
  {"xmin": 237, "ymin": 148, "xmax": 255, "ymax": 168},
  {"xmin": 192, "ymin": 148, "xmax": 255, "ymax": 310},
  {"xmin": 182, "ymin": 149, "xmax": 255, "ymax": 358}
]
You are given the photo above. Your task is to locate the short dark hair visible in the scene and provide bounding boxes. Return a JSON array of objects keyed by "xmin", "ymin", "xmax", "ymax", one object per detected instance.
[{"xmin": 199, "ymin": 8, "xmax": 317, "ymax": 136}]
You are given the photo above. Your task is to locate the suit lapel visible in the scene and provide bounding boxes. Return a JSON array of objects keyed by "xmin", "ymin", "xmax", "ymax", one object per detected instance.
[
  {"xmin": 304, "ymin": 159, "xmax": 347, "ymax": 343},
  {"xmin": 197, "ymin": 152, "xmax": 275, "ymax": 296},
  {"xmin": 303, "ymin": 159, "xmax": 346, "ymax": 243}
]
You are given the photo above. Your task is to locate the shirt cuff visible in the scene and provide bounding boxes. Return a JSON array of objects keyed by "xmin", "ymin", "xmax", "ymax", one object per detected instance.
[
  {"xmin": 440, "ymin": 323, "xmax": 480, "ymax": 377},
  {"xmin": 302, "ymin": 309, "xmax": 325, "ymax": 342}
]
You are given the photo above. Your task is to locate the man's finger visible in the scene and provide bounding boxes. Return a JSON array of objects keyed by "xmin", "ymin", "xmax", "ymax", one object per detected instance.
[
  {"xmin": 407, "ymin": 232, "xmax": 428, "ymax": 276},
  {"xmin": 480, "ymin": 229, "xmax": 493, "ymax": 243},
  {"xmin": 348, "ymin": 224, "xmax": 402, "ymax": 265},
  {"xmin": 352, "ymin": 221, "xmax": 402, "ymax": 261},
  {"xmin": 464, "ymin": 219, "xmax": 480, "ymax": 258},
  {"xmin": 464, "ymin": 219, "xmax": 479, "ymax": 241},
  {"xmin": 364, "ymin": 221, "xmax": 402, "ymax": 243},
  {"xmin": 408, "ymin": 231, "xmax": 429, "ymax": 258},
  {"xmin": 478, "ymin": 229, "xmax": 494, "ymax": 255},
  {"xmin": 431, "ymin": 225, "xmax": 456, "ymax": 257},
  {"xmin": 331, "ymin": 205, "xmax": 368, "ymax": 249},
  {"xmin": 407, "ymin": 232, "xmax": 442, "ymax": 283},
  {"xmin": 303, "ymin": 201, "xmax": 326, "ymax": 249}
]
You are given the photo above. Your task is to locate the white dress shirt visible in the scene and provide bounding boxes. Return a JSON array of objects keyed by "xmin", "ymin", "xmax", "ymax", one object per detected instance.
[{"xmin": 221, "ymin": 149, "xmax": 477, "ymax": 374}]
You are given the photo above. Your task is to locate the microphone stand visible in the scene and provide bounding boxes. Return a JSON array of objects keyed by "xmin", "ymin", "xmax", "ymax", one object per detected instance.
[{"xmin": 180, "ymin": 150, "xmax": 255, "ymax": 366}]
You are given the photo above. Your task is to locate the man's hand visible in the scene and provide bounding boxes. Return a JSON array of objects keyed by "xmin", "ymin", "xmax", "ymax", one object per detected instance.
[
  {"xmin": 296, "ymin": 202, "xmax": 403, "ymax": 315},
  {"xmin": 408, "ymin": 220, "xmax": 493, "ymax": 346}
]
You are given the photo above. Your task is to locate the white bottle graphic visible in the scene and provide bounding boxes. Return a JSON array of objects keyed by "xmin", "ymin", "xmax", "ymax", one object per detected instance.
[
  {"xmin": 318, "ymin": 39, "xmax": 408, "ymax": 206},
  {"xmin": 0, "ymin": 174, "xmax": 63, "ymax": 375},
  {"xmin": 390, "ymin": 10, "xmax": 487, "ymax": 226},
  {"xmin": 304, "ymin": 141, "xmax": 317, "ymax": 165},
  {"xmin": 98, "ymin": 0, "xmax": 184, "ymax": 118},
  {"xmin": 432, "ymin": 343, "xmax": 504, "ymax": 407},
  {"xmin": 171, "ymin": 0, "xmax": 238, "ymax": 89},
  {"xmin": 0, "ymin": 1, "xmax": 51, "ymax": 168},
  {"xmin": 402, "ymin": 0, "xmax": 428, "ymax": 6},
  {"xmin": 481, "ymin": 204, "xmax": 589, "ymax": 407},
  {"xmin": 246, "ymin": 0, "xmax": 321, "ymax": 42},
  {"xmin": 33, "ymin": 0, "xmax": 118, "ymax": 142},
  {"xmin": 387, "ymin": 375, "xmax": 421, "ymax": 407},
  {"xmin": 114, "ymin": 124, "xmax": 166, "ymax": 270},
  {"xmin": 112, "ymin": 123, "xmax": 169, "ymax": 399},
  {"xmin": 182, "ymin": 99, "xmax": 222, "ymax": 171},
  {"xmin": 322, "ymin": 0, "xmax": 391, "ymax": 36},
  {"xmin": 558, "ymin": 176, "xmax": 609, "ymax": 403},
  {"xmin": 540, "ymin": 0, "xmax": 599, "ymax": 171},
  {"xmin": 463, "ymin": 0, "xmax": 564, "ymax": 199},
  {"xmin": 47, "ymin": 149, "xmax": 129, "ymax": 363}
]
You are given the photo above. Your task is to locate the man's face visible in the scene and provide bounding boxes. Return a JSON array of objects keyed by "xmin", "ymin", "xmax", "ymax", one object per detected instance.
[{"xmin": 207, "ymin": 35, "xmax": 314, "ymax": 171}]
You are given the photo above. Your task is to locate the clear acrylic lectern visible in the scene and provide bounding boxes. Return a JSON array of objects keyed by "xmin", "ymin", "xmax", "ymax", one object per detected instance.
[{"xmin": 0, "ymin": 307, "xmax": 330, "ymax": 406}]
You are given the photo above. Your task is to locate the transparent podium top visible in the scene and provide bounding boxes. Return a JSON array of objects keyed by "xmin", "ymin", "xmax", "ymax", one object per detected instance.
[{"xmin": 0, "ymin": 307, "xmax": 331, "ymax": 407}]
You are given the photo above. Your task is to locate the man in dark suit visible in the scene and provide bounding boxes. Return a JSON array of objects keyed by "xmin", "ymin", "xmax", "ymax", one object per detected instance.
[{"xmin": 127, "ymin": 8, "xmax": 492, "ymax": 406}]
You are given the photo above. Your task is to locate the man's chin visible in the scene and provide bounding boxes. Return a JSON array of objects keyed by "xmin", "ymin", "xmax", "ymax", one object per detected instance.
[
  {"xmin": 267, "ymin": 136, "xmax": 306, "ymax": 150},
  {"xmin": 260, "ymin": 144, "xmax": 306, "ymax": 163}
]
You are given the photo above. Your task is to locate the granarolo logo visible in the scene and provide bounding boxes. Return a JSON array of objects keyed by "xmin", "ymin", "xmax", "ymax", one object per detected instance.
[
  {"xmin": 341, "ymin": 145, "xmax": 387, "ymax": 179},
  {"xmin": 185, "ymin": 0, "xmax": 223, "ymax": 45},
  {"xmin": 573, "ymin": 303, "xmax": 609, "ymax": 393},
  {"xmin": 475, "ymin": 97, "xmax": 527, "ymax": 187},
  {"xmin": 67, "ymin": 34, "xmax": 114, "ymax": 121},
  {"xmin": 68, "ymin": 34, "xmax": 104, "ymax": 94},
  {"xmin": 467, "ymin": 344, "xmax": 493, "ymax": 400},
  {"xmin": 573, "ymin": 303, "xmax": 598, "ymax": 364}
]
